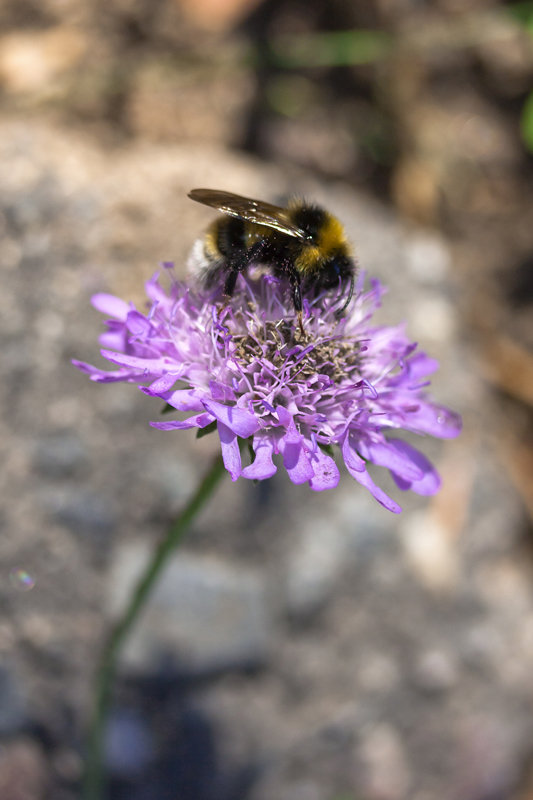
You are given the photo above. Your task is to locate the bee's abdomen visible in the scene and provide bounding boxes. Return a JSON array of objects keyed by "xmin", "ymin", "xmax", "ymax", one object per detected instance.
[{"xmin": 213, "ymin": 216, "xmax": 248, "ymax": 257}]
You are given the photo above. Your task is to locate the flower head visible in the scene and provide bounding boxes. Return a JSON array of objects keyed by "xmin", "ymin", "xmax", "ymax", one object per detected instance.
[{"xmin": 74, "ymin": 269, "xmax": 461, "ymax": 512}]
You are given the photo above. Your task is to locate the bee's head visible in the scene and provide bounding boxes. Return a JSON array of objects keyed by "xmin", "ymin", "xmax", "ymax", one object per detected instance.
[{"xmin": 320, "ymin": 252, "xmax": 355, "ymax": 289}]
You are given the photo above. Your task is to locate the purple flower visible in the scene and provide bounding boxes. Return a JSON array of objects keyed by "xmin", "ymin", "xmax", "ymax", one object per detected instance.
[{"xmin": 74, "ymin": 270, "xmax": 461, "ymax": 512}]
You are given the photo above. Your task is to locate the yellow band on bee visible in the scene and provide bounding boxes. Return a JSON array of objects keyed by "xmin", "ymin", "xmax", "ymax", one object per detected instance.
[
  {"xmin": 318, "ymin": 215, "xmax": 348, "ymax": 255},
  {"xmin": 296, "ymin": 246, "xmax": 322, "ymax": 274}
]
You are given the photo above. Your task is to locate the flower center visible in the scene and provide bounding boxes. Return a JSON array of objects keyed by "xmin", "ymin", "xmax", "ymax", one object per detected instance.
[{"xmin": 231, "ymin": 318, "xmax": 361, "ymax": 384}]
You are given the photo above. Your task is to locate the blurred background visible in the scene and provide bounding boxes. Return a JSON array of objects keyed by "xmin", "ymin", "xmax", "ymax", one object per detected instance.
[{"xmin": 1, "ymin": 0, "xmax": 533, "ymax": 798}]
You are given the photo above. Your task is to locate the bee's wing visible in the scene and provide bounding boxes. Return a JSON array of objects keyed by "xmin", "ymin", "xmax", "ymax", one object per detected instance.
[{"xmin": 188, "ymin": 189, "xmax": 309, "ymax": 240}]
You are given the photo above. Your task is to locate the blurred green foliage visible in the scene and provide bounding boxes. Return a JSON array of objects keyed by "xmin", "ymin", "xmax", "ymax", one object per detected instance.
[
  {"xmin": 507, "ymin": 0, "xmax": 533, "ymax": 33},
  {"xmin": 521, "ymin": 89, "xmax": 533, "ymax": 152},
  {"xmin": 268, "ymin": 29, "xmax": 392, "ymax": 69},
  {"xmin": 507, "ymin": 1, "xmax": 533, "ymax": 152}
]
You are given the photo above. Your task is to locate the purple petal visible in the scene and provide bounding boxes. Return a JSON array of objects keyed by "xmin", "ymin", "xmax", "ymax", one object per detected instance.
[
  {"xmin": 358, "ymin": 438, "xmax": 424, "ymax": 482},
  {"xmin": 150, "ymin": 412, "xmax": 213, "ymax": 430},
  {"xmin": 387, "ymin": 439, "xmax": 441, "ymax": 496},
  {"xmin": 403, "ymin": 402, "xmax": 462, "ymax": 439},
  {"xmin": 146, "ymin": 374, "xmax": 182, "ymax": 394},
  {"xmin": 142, "ymin": 386, "xmax": 204, "ymax": 411},
  {"xmin": 209, "ymin": 380, "xmax": 236, "ymax": 403},
  {"xmin": 342, "ymin": 435, "xmax": 401, "ymax": 513},
  {"xmin": 72, "ymin": 359, "xmax": 101, "ymax": 376},
  {"xmin": 100, "ymin": 350, "xmax": 170, "ymax": 371},
  {"xmin": 406, "ymin": 352, "xmax": 439, "ymax": 380},
  {"xmin": 275, "ymin": 406, "xmax": 292, "ymax": 427},
  {"xmin": 145, "ymin": 274, "xmax": 169, "ymax": 305},
  {"xmin": 99, "ymin": 328, "xmax": 127, "ymax": 352},
  {"xmin": 72, "ymin": 360, "xmax": 140, "ymax": 383},
  {"xmin": 277, "ymin": 418, "xmax": 314, "ymax": 485},
  {"xmin": 341, "ymin": 435, "xmax": 366, "ymax": 473},
  {"xmin": 126, "ymin": 310, "xmax": 153, "ymax": 336},
  {"xmin": 217, "ymin": 421, "xmax": 242, "ymax": 481},
  {"xmin": 242, "ymin": 435, "xmax": 277, "ymax": 480},
  {"xmin": 352, "ymin": 466, "xmax": 402, "ymax": 513},
  {"xmin": 91, "ymin": 294, "xmax": 130, "ymax": 319},
  {"xmin": 202, "ymin": 399, "xmax": 260, "ymax": 438},
  {"xmin": 308, "ymin": 446, "xmax": 340, "ymax": 491}
]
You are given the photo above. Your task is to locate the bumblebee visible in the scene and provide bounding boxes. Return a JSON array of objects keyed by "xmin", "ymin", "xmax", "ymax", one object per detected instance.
[{"xmin": 187, "ymin": 189, "xmax": 356, "ymax": 326}]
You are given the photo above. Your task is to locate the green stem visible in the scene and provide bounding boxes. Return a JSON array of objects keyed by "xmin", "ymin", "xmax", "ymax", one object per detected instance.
[{"xmin": 83, "ymin": 453, "xmax": 227, "ymax": 800}]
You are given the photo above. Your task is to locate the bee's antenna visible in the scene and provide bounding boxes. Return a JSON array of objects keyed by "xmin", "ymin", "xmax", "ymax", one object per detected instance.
[{"xmin": 334, "ymin": 274, "xmax": 355, "ymax": 319}]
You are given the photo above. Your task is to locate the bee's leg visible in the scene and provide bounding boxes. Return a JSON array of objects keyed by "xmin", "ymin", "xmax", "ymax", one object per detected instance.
[
  {"xmin": 223, "ymin": 254, "xmax": 252, "ymax": 298},
  {"xmin": 223, "ymin": 241, "xmax": 266, "ymax": 298},
  {"xmin": 246, "ymin": 240, "xmax": 267, "ymax": 264},
  {"xmin": 334, "ymin": 273, "xmax": 355, "ymax": 319},
  {"xmin": 291, "ymin": 279, "xmax": 302, "ymax": 313},
  {"xmin": 223, "ymin": 266, "xmax": 240, "ymax": 298},
  {"xmin": 287, "ymin": 267, "xmax": 305, "ymax": 334}
]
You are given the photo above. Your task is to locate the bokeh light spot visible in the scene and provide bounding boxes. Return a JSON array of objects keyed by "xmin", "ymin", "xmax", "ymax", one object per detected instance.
[{"xmin": 9, "ymin": 568, "xmax": 36, "ymax": 591}]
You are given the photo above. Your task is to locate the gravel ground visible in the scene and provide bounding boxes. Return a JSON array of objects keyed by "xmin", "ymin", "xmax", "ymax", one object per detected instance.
[{"xmin": 1, "ymin": 117, "xmax": 532, "ymax": 800}]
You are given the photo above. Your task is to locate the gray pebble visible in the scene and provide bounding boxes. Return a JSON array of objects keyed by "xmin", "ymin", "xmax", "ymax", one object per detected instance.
[
  {"xmin": 105, "ymin": 708, "xmax": 154, "ymax": 778},
  {"xmin": 108, "ymin": 545, "xmax": 272, "ymax": 676},
  {"xmin": 0, "ymin": 666, "xmax": 27, "ymax": 736},
  {"xmin": 33, "ymin": 432, "xmax": 88, "ymax": 479}
]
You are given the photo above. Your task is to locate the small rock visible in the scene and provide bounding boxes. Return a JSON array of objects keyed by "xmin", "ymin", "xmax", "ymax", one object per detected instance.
[
  {"xmin": 400, "ymin": 510, "xmax": 458, "ymax": 591},
  {"xmin": 359, "ymin": 723, "xmax": 411, "ymax": 800},
  {"xmin": 106, "ymin": 708, "xmax": 154, "ymax": 778},
  {"xmin": 51, "ymin": 488, "xmax": 116, "ymax": 538},
  {"xmin": 454, "ymin": 715, "xmax": 527, "ymax": 800},
  {"xmin": 33, "ymin": 431, "xmax": 87, "ymax": 478},
  {"xmin": 404, "ymin": 231, "xmax": 451, "ymax": 283},
  {"xmin": 284, "ymin": 517, "xmax": 350, "ymax": 619},
  {"xmin": 51, "ymin": 747, "xmax": 83, "ymax": 783},
  {"xmin": 0, "ymin": 28, "xmax": 86, "ymax": 96},
  {"xmin": 108, "ymin": 545, "xmax": 272, "ymax": 675},
  {"xmin": 0, "ymin": 667, "xmax": 26, "ymax": 736},
  {"xmin": 334, "ymin": 491, "xmax": 395, "ymax": 559},
  {"xmin": 0, "ymin": 738, "xmax": 49, "ymax": 800},
  {"xmin": 6, "ymin": 175, "xmax": 65, "ymax": 233},
  {"xmin": 357, "ymin": 651, "xmax": 401, "ymax": 694},
  {"xmin": 409, "ymin": 292, "xmax": 456, "ymax": 344},
  {"xmin": 413, "ymin": 649, "xmax": 458, "ymax": 694},
  {"xmin": 144, "ymin": 451, "xmax": 197, "ymax": 505}
]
